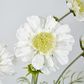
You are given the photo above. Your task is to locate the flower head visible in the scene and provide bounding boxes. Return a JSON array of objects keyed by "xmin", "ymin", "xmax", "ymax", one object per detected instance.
[
  {"xmin": 15, "ymin": 16, "xmax": 74, "ymax": 74},
  {"xmin": 66, "ymin": 0, "xmax": 84, "ymax": 21},
  {"xmin": 0, "ymin": 43, "xmax": 14, "ymax": 76}
]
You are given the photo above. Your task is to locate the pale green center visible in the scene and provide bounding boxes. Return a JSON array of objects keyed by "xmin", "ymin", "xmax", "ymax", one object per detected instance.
[
  {"xmin": 32, "ymin": 32, "xmax": 55, "ymax": 53},
  {"xmin": 76, "ymin": 0, "xmax": 84, "ymax": 12}
]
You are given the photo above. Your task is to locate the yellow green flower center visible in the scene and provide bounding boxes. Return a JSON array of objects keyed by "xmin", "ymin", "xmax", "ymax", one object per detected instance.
[
  {"xmin": 76, "ymin": 0, "xmax": 84, "ymax": 12},
  {"xmin": 32, "ymin": 32, "xmax": 55, "ymax": 54}
]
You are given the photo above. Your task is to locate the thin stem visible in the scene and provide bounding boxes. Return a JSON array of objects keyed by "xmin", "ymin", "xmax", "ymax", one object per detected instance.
[
  {"xmin": 54, "ymin": 11, "xmax": 72, "ymax": 22},
  {"xmin": 31, "ymin": 73, "xmax": 39, "ymax": 84},
  {"xmin": 58, "ymin": 11, "xmax": 71, "ymax": 22},
  {"xmin": 55, "ymin": 52, "xmax": 84, "ymax": 84}
]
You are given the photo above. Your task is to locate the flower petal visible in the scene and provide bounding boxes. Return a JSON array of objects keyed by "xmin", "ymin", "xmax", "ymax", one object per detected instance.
[
  {"xmin": 45, "ymin": 56, "xmax": 54, "ymax": 67},
  {"xmin": 44, "ymin": 16, "xmax": 58, "ymax": 32},
  {"xmin": 56, "ymin": 34, "xmax": 75, "ymax": 51},
  {"xmin": 27, "ymin": 16, "xmax": 45, "ymax": 32},
  {"xmin": 42, "ymin": 67, "xmax": 50, "ymax": 74},
  {"xmin": 23, "ymin": 22, "xmax": 34, "ymax": 36},
  {"xmin": 16, "ymin": 28, "xmax": 29, "ymax": 41},
  {"xmin": 15, "ymin": 46, "xmax": 31, "ymax": 57},
  {"xmin": 15, "ymin": 46, "xmax": 34, "ymax": 63},
  {"xmin": 55, "ymin": 50, "xmax": 69, "ymax": 65},
  {"xmin": 32, "ymin": 54, "xmax": 44, "ymax": 70},
  {"xmin": 57, "ymin": 34, "xmax": 74, "ymax": 41},
  {"xmin": 15, "ymin": 41, "xmax": 29, "ymax": 48},
  {"xmin": 0, "ymin": 65, "xmax": 15, "ymax": 75},
  {"xmin": 55, "ymin": 24, "xmax": 71, "ymax": 35}
]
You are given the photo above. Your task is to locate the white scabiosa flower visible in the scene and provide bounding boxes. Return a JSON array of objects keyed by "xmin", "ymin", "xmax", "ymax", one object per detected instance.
[
  {"xmin": 66, "ymin": 0, "xmax": 84, "ymax": 21},
  {"xmin": 15, "ymin": 16, "xmax": 74, "ymax": 74},
  {"xmin": 0, "ymin": 44, "xmax": 14, "ymax": 76}
]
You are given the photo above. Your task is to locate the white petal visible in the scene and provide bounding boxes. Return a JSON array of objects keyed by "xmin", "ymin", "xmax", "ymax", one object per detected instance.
[
  {"xmin": 16, "ymin": 28, "xmax": 29, "ymax": 41},
  {"xmin": 45, "ymin": 16, "xmax": 58, "ymax": 31},
  {"xmin": 27, "ymin": 16, "xmax": 44, "ymax": 32},
  {"xmin": 55, "ymin": 24, "xmax": 71, "ymax": 35},
  {"xmin": 0, "ymin": 44, "xmax": 14, "ymax": 75},
  {"xmin": 20, "ymin": 51, "xmax": 34, "ymax": 63},
  {"xmin": 48, "ymin": 66, "xmax": 56, "ymax": 72},
  {"xmin": 57, "ymin": 34, "xmax": 75, "ymax": 49},
  {"xmin": 15, "ymin": 41, "xmax": 29, "ymax": 48},
  {"xmin": 23, "ymin": 22, "xmax": 32, "ymax": 32},
  {"xmin": 57, "ymin": 34, "xmax": 74, "ymax": 41},
  {"xmin": 15, "ymin": 47, "xmax": 31, "ymax": 57},
  {"xmin": 0, "ymin": 44, "xmax": 6, "ymax": 52},
  {"xmin": 55, "ymin": 49, "xmax": 69, "ymax": 57},
  {"xmin": 21, "ymin": 56, "xmax": 29, "ymax": 62},
  {"xmin": 32, "ymin": 54, "xmax": 44, "ymax": 70},
  {"xmin": 23, "ymin": 22, "xmax": 34, "ymax": 37},
  {"xmin": 0, "ymin": 65, "xmax": 15, "ymax": 75},
  {"xmin": 21, "ymin": 55, "xmax": 32, "ymax": 63},
  {"xmin": 1, "ymin": 58, "xmax": 12, "ymax": 65},
  {"xmin": 1, "ymin": 52, "xmax": 10, "ymax": 60},
  {"xmin": 56, "ymin": 43, "xmax": 73, "ymax": 51},
  {"xmin": 55, "ymin": 50, "xmax": 69, "ymax": 65},
  {"xmin": 45, "ymin": 56, "xmax": 54, "ymax": 67},
  {"xmin": 15, "ymin": 46, "xmax": 34, "ymax": 63},
  {"xmin": 42, "ymin": 67, "xmax": 50, "ymax": 74},
  {"xmin": 0, "ymin": 48, "xmax": 6, "ymax": 56}
]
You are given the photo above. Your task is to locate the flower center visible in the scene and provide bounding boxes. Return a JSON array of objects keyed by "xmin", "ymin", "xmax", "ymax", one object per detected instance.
[
  {"xmin": 32, "ymin": 32, "xmax": 55, "ymax": 54},
  {"xmin": 76, "ymin": 0, "xmax": 84, "ymax": 12}
]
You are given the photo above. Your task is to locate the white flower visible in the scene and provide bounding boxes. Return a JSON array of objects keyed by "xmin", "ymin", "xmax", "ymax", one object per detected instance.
[
  {"xmin": 15, "ymin": 16, "xmax": 74, "ymax": 74},
  {"xmin": 66, "ymin": 0, "xmax": 84, "ymax": 21},
  {"xmin": 0, "ymin": 44, "xmax": 14, "ymax": 76}
]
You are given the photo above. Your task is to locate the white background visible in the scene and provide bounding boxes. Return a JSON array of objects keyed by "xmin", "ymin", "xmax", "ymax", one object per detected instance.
[{"xmin": 0, "ymin": 0, "xmax": 84, "ymax": 84}]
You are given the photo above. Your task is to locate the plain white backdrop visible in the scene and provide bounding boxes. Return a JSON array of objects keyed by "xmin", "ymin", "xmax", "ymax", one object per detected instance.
[{"xmin": 0, "ymin": 0, "xmax": 84, "ymax": 84}]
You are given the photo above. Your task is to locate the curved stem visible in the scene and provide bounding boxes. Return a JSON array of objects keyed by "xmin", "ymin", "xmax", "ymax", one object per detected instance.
[
  {"xmin": 54, "ymin": 11, "xmax": 72, "ymax": 22},
  {"xmin": 55, "ymin": 52, "xmax": 84, "ymax": 84}
]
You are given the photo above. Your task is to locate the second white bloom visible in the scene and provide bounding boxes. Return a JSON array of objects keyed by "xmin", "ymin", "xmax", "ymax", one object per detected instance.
[{"xmin": 66, "ymin": 0, "xmax": 84, "ymax": 21}]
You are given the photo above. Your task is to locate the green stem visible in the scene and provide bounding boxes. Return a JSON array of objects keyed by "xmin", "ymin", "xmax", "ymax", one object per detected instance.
[
  {"xmin": 31, "ymin": 73, "xmax": 39, "ymax": 84},
  {"xmin": 54, "ymin": 10, "xmax": 72, "ymax": 22},
  {"xmin": 55, "ymin": 52, "xmax": 84, "ymax": 84}
]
